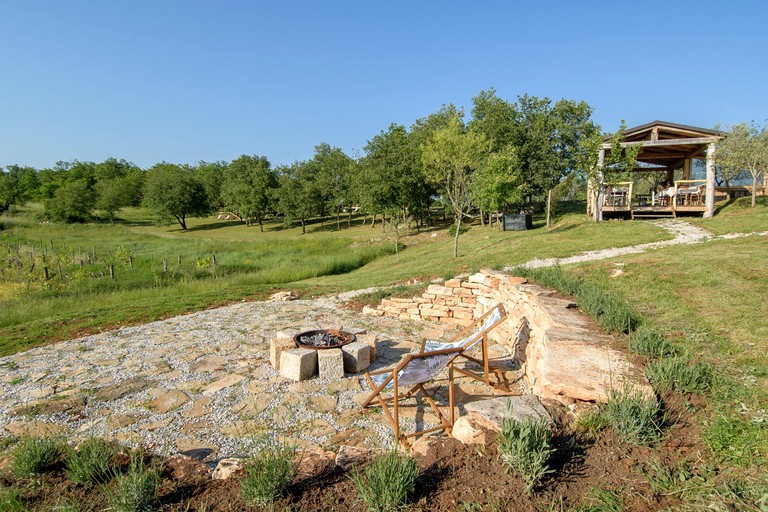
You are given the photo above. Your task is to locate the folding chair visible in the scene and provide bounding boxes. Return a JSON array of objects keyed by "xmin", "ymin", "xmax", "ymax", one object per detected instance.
[
  {"xmin": 420, "ymin": 303, "xmax": 507, "ymax": 388},
  {"xmin": 362, "ymin": 346, "xmax": 462, "ymax": 445}
]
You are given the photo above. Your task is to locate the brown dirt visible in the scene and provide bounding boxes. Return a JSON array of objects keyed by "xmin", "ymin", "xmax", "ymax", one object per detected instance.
[{"xmin": 1, "ymin": 393, "xmax": 710, "ymax": 511}]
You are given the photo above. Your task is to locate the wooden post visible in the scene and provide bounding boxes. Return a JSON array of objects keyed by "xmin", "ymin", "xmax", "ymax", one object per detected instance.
[
  {"xmin": 212, "ymin": 254, "xmax": 216, "ymax": 266},
  {"xmin": 57, "ymin": 259, "xmax": 62, "ymax": 278},
  {"xmin": 129, "ymin": 256, "xmax": 134, "ymax": 271},
  {"xmin": 163, "ymin": 259, "xmax": 168, "ymax": 273},
  {"xmin": 704, "ymin": 143, "xmax": 716, "ymax": 218},
  {"xmin": 177, "ymin": 255, "xmax": 181, "ymax": 265},
  {"xmin": 594, "ymin": 149, "xmax": 606, "ymax": 222},
  {"xmin": 546, "ymin": 189, "xmax": 552, "ymax": 228},
  {"xmin": 86, "ymin": 253, "xmax": 91, "ymax": 265},
  {"xmin": 43, "ymin": 266, "xmax": 49, "ymax": 282},
  {"xmin": 109, "ymin": 265, "xmax": 114, "ymax": 279}
]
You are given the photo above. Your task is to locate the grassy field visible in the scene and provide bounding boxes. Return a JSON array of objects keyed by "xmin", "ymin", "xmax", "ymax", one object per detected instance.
[{"xmin": 1, "ymin": 198, "xmax": 767, "ymax": 506}]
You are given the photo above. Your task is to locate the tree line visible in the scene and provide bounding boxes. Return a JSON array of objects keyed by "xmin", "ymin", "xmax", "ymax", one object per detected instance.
[{"xmin": 0, "ymin": 89, "xmax": 601, "ymax": 236}]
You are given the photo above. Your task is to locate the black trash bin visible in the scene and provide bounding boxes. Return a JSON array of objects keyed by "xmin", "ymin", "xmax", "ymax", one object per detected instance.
[{"xmin": 502, "ymin": 213, "xmax": 532, "ymax": 231}]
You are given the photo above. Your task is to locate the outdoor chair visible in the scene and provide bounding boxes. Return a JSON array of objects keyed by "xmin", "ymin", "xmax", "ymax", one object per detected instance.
[
  {"xmin": 361, "ymin": 345, "xmax": 462, "ymax": 444},
  {"xmin": 420, "ymin": 303, "xmax": 507, "ymax": 388}
]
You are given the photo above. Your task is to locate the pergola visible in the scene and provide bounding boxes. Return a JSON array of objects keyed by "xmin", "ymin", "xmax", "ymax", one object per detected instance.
[{"xmin": 590, "ymin": 121, "xmax": 725, "ymax": 220}]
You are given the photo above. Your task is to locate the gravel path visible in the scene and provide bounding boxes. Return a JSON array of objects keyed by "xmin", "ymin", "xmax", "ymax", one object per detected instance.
[{"xmin": 511, "ymin": 219, "xmax": 768, "ymax": 269}]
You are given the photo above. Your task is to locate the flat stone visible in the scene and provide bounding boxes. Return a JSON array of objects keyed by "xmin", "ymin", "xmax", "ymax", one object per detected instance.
[
  {"xmin": 335, "ymin": 445, "xmax": 379, "ymax": 471},
  {"xmin": 183, "ymin": 398, "xmax": 214, "ymax": 419},
  {"xmin": 107, "ymin": 413, "xmax": 144, "ymax": 428},
  {"xmin": 94, "ymin": 377, "xmax": 154, "ymax": 401},
  {"xmin": 451, "ymin": 416, "xmax": 492, "ymax": 445},
  {"xmin": 327, "ymin": 429, "xmax": 378, "ymax": 449},
  {"xmin": 341, "ymin": 342, "xmax": 370, "ymax": 373},
  {"xmin": 233, "ymin": 393, "xmax": 273, "ymax": 417},
  {"xmin": 202, "ymin": 374, "xmax": 245, "ymax": 394},
  {"xmin": 317, "ymin": 349, "xmax": 344, "ymax": 380},
  {"xmin": 306, "ymin": 395, "xmax": 338, "ymax": 414},
  {"xmin": 139, "ymin": 418, "xmax": 173, "ymax": 431},
  {"xmin": 174, "ymin": 439, "xmax": 219, "ymax": 462},
  {"xmin": 464, "ymin": 395, "xmax": 552, "ymax": 433},
  {"xmin": 295, "ymin": 447, "xmax": 336, "ymax": 481},
  {"xmin": 148, "ymin": 389, "xmax": 190, "ymax": 414},
  {"xmin": 190, "ymin": 355, "xmax": 227, "ymax": 373},
  {"xmin": 11, "ymin": 395, "xmax": 86, "ymax": 417},
  {"xmin": 308, "ymin": 419, "xmax": 336, "ymax": 437},
  {"xmin": 4, "ymin": 420, "xmax": 65, "ymax": 437},
  {"xmin": 336, "ymin": 408, "xmax": 364, "ymax": 427},
  {"xmin": 327, "ymin": 378, "xmax": 361, "ymax": 393}
]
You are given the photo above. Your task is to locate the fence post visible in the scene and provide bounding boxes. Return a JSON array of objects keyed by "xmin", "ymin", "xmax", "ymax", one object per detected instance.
[
  {"xmin": 163, "ymin": 259, "xmax": 168, "ymax": 273},
  {"xmin": 43, "ymin": 266, "xmax": 49, "ymax": 282},
  {"xmin": 129, "ymin": 256, "xmax": 134, "ymax": 271},
  {"xmin": 109, "ymin": 265, "xmax": 114, "ymax": 279},
  {"xmin": 177, "ymin": 255, "xmax": 182, "ymax": 265},
  {"xmin": 57, "ymin": 259, "xmax": 62, "ymax": 279}
]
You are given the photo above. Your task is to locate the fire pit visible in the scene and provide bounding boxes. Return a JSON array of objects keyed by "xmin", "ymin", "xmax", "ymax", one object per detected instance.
[{"xmin": 294, "ymin": 329, "xmax": 356, "ymax": 350}]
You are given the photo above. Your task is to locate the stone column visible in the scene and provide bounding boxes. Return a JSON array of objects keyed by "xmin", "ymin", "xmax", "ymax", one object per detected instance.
[{"xmin": 704, "ymin": 143, "xmax": 716, "ymax": 218}]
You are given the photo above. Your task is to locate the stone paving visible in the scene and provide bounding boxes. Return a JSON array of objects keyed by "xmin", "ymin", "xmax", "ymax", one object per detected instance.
[{"xmin": 0, "ymin": 297, "xmax": 519, "ymax": 461}]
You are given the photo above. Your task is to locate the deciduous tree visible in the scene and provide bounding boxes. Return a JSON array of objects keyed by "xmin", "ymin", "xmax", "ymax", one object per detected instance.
[
  {"xmin": 143, "ymin": 163, "xmax": 208, "ymax": 230},
  {"xmin": 717, "ymin": 122, "xmax": 768, "ymax": 208},
  {"xmin": 221, "ymin": 155, "xmax": 276, "ymax": 230}
]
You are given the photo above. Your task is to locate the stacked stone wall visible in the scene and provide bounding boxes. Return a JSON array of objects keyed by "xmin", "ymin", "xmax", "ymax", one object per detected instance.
[{"xmin": 364, "ymin": 269, "xmax": 652, "ymax": 404}]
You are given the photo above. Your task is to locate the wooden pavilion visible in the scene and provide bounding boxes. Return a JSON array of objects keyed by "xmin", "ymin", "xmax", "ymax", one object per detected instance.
[{"xmin": 589, "ymin": 121, "xmax": 725, "ymax": 220}]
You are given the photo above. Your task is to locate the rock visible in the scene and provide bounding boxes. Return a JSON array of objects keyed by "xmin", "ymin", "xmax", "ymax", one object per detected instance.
[
  {"xmin": 341, "ymin": 342, "xmax": 370, "ymax": 373},
  {"xmin": 295, "ymin": 447, "xmax": 336, "ymax": 481},
  {"xmin": 335, "ymin": 445, "xmax": 379, "ymax": 471},
  {"xmin": 464, "ymin": 395, "xmax": 552, "ymax": 433},
  {"xmin": 280, "ymin": 349, "xmax": 317, "ymax": 382},
  {"xmin": 212, "ymin": 458, "xmax": 244, "ymax": 480},
  {"xmin": 139, "ymin": 418, "xmax": 173, "ymax": 431},
  {"xmin": 306, "ymin": 395, "xmax": 338, "ymax": 413},
  {"xmin": 451, "ymin": 416, "xmax": 492, "ymax": 445},
  {"xmin": 148, "ymin": 389, "xmax": 190, "ymax": 414},
  {"xmin": 232, "ymin": 394, "xmax": 273, "ymax": 418},
  {"xmin": 107, "ymin": 413, "xmax": 143, "ymax": 428},
  {"xmin": 164, "ymin": 454, "xmax": 212, "ymax": 481},
  {"xmin": 270, "ymin": 335, "xmax": 297, "ymax": 370},
  {"xmin": 202, "ymin": 373, "xmax": 245, "ymax": 394},
  {"xmin": 183, "ymin": 398, "xmax": 214, "ymax": 419},
  {"xmin": 356, "ymin": 332, "xmax": 378, "ymax": 363},
  {"xmin": 410, "ymin": 435, "xmax": 444, "ymax": 457},
  {"xmin": 190, "ymin": 355, "xmax": 227, "ymax": 373},
  {"xmin": 94, "ymin": 377, "xmax": 153, "ymax": 401},
  {"xmin": 4, "ymin": 420, "xmax": 65, "ymax": 437},
  {"xmin": 271, "ymin": 291, "xmax": 297, "ymax": 302},
  {"xmin": 11, "ymin": 395, "xmax": 86, "ymax": 417},
  {"xmin": 317, "ymin": 349, "xmax": 345, "ymax": 380},
  {"xmin": 175, "ymin": 439, "xmax": 219, "ymax": 461},
  {"xmin": 327, "ymin": 429, "xmax": 377, "ymax": 449}
]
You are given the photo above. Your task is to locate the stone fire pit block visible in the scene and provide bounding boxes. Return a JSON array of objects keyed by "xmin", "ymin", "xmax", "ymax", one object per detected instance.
[
  {"xmin": 280, "ymin": 349, "xmax": 318, "ymax": 381},
  {"xmin": 341, "ymin": 342, "xmax": 370, "ymax": 373},
  {"xmin": 356, "ymin": 332, "xmax": 378, "ymax": 363},
  {"xmin": 317, "ymin": 349, "xmax": 345, "ymax": 380},
  {"xmin": 270, "ymin": 333, "xmax": 296, "ymax": 370}
]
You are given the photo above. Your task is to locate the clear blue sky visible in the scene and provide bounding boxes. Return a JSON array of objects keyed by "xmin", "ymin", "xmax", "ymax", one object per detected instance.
[{"xmin": 2, "ymin": 1, "xmax": 766, "ymax": 170}]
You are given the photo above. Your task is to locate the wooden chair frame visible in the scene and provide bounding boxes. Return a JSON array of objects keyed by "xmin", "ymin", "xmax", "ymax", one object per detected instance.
[
  {"xmin": 420, "ymin": 303, "xmax": 508, "ymax": 389},
  {"xmin": 362, "ymin": 346, "xmax": 462, "ymax": 444}
]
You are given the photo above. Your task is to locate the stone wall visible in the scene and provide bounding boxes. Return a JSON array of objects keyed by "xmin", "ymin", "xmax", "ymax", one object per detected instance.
[{"xmin": 363, "ymin": 270, "xmax": 651, "ymax": 404}]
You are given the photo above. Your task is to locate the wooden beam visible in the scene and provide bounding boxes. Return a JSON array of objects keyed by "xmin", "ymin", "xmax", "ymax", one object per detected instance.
[{"xmin": 602, "ymin": 136, "xmax": 721, "ymax": 149}]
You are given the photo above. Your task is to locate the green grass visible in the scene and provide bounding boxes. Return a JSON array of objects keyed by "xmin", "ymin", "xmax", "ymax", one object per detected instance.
[
  {"xmin": 105, "ymin": 454, "xmax": 159, "ymax": 512},
  {"xmin": 645, "ymin": 355, "xmax": 714, "ymax": 394},
  {"xmin": 627, "ymin": 325, "xmax": 675, "ymax": 357},
  {"xmin": 11, "ymin": 435, "xmax": 66, "ymax": 477},
  {"xmin": 350, "ymin": 449, "xmax": 419, "ymax": 512},
  {"xmin": 65, "ymin": 437, "xmax": 115, "ymax": 485}
]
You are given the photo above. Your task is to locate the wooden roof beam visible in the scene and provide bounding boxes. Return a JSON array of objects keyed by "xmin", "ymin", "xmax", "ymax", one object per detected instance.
[{"xmin": 602, "ymin": 136, "xmax": 720, "ymax": 149}]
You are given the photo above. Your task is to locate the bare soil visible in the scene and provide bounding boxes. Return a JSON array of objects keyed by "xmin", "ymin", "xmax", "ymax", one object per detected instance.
[{"xmin": 1, "ymin": 392, "xmax": 711, "ymax": 511}]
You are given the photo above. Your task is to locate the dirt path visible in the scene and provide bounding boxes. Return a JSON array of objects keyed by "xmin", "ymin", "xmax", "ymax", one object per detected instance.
[{"xmin": 511, "ymin": 219, "xmax": 767, "ymax": 269}]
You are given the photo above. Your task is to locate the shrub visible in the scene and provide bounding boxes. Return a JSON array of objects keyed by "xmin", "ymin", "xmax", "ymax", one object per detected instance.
[
  {"xmin": 106, "ymin": 455, "xmax": 159, "ymax": 512},
  {"xmin": 11, "ymin": 435, "xmax": 66, "ymax": 477},
  {"xmin": 239, "ymin": 440, "xmax": 296, "ymax": 507},
  {"xmin": 628, "ymin": 326, "xmax": 675, "ymax": 358},
  {"xmin": 572, "ymin": 410, "xmax": 608, "ymax": 438},
  {"xmin": 66, "ymin": 437, "xmax": 115, "ymax": 484},
  {"xmin": 0, "ymin": 485, "xmax": 24, "ymax": 512},
  {"xmin": 645, "ymin": 356, "xmax": 713, "ymax": 394},
  {"xmin": 497, "ymin": 414, "xmax": 555, "ymax": 493},
  {"xmin": 603, "ymin": 384, "xmax": 665, "ymax": 445},
  {"xmin": 351, "ymin": 449, "xmax": 419, "ymax": 512}
]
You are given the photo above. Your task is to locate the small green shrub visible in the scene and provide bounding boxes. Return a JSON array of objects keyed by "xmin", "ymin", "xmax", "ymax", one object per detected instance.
[
  {"xmin": 603, "ymin": 384, "xmax": 665, "ymax": 445},
  {"xmin": 66, "ymin": 437, "xmax": 115, "ymax": 484},
  {"xmin": 628, "ymin": 326, "xmax": 674, "ymax": 358},
  {"xmin": 11, "ymin": 435, "xmax": 66, "ymax": 477},
  {"xmin": 447, "ymin": 222, "xmax": 469, "ymax": 237},
  {"xmin": 239, "ymin": 440, "xmax": 296, "ymax": 507},
  {"xmin": 351, "ymin": 449, "xmax": 419, "ymax": 512},
  {"xmin": 645, "ymin": 356, "xmax": 713, "ymax": 394},
  {"xmin": 497, "ymin": 413, "xmax": 555, "ymax": 493},
  {"xmin": 642, "ymin": 458, "xmax": 696, "ymax": 497},
  {"xmin": 106, "ymin": 455, "xmax": 159, "ymax": 512}
]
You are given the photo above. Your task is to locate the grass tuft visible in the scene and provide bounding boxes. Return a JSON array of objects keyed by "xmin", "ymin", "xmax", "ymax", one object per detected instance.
[
  {"xmin": 572, "ymin": 410, "xmax": 608, "ymax": 439},
  {"xmin": 351, "ymin": 449, "xmax": 419, "ymax": 512},
  {"xmin": 0, "ymin": 485, "xmax": 25, "ymax": 511},
  {"xmin": 497, "ymin": 410, "xmax": 555, "ymax": 493},
  {"xmin": 66, "ymin": 437, "xmax": 115, "ymax": 484},
  {"xmin": 627, "ymin": 326, "xmax": 675, "ymax": 358},
  {"xmin": 239, "ymin": 440, "xmax": 296, "ymax": 507},
  {"xmin": 577, "ymin": 487, "xmax": 624, "ymax": 512},
  {"xmin": 645, "ymin": 356, "xmax": 714, "ymax": 394},
  {"xmin": 11, "ymin": 435, "xmax": 66, "ymax": 477},
  {"xmin": 603, "ymin": 384, "xmax": 665, "ymax": 445}
]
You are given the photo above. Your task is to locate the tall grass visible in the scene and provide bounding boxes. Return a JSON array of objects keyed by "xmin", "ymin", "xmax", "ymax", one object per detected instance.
[
  {"xmin": 497, "ymin": 415, "xmax": 555, "ymax": 493},
  {"xmin": 351, "ymin": 449, "xmax": 419, "ymax": 512},
  {"xmin": 11, "ymin": 436, "xmax": 66, "ymax": 477},
  {"xmin": 603, "ymin": 384, "xmax": 665, "ymax": 445},
  {"xmin": 238, "ymin": 439, "xmax": 296, "ymax": 507}
]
